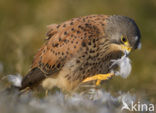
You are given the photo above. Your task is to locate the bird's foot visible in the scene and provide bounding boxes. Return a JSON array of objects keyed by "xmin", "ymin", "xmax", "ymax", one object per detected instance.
[
  {"xmin": 20, "ymin": 87, "xmax": 30, "ymax": 94},
  {"xmin": 82, "ymin": 73, "xmax": 114, "ymax": 86}
]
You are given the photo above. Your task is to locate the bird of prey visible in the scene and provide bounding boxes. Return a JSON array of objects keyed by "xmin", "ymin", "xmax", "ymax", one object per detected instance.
[{"xmin": 19, "ymin": 15, "xmax": 141, "ymax": 92}]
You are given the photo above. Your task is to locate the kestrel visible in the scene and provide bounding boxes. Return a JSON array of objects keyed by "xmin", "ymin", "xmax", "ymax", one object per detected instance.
[{"xmin": 19, "ymin": 15, "xmax": 141, "ymax": 92}]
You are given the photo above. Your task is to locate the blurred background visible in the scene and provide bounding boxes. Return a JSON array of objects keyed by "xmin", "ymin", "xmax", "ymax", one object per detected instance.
[{"xmin": 0, "ymin": 0, "xmax": 156, "ymax": 103}]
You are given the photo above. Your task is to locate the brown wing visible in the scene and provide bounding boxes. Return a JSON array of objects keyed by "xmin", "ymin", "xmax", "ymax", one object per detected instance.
[
  {"xmin": 32, "ymin": 15, "xmax": 108, "ymax": 74},
  {"xmin": 21, "ymin": 15, "xmax": 108, "ymax": 89},
  {"xmin": 45, "ymin": 24, "xmax": 58, "ymax": 40}
]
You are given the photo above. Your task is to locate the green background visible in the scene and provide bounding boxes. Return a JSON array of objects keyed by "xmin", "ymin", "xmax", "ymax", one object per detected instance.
[{"xmin": 0, "ymin": 0, "xmax": 156, "ymax": 103}]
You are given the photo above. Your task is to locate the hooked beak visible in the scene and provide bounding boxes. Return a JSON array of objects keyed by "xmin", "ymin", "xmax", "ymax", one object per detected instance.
[{"xmin": 121, "ymin": 44, "xmax": 132, "ymax": 56}]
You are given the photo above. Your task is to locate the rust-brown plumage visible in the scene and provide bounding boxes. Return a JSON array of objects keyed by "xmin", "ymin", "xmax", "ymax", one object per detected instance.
[{"xmin": 20, "ymin": 15, "xmax": 141, "ymax": 91}]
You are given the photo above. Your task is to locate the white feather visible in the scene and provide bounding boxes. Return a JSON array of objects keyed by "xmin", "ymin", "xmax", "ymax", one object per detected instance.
[
  {"xmin": 7, "ymin": 74, "xmax": 22, "ymax": 87},
  {"xmin": 110, "ymin": 55, "xmax": 132, "ymax": 78}
]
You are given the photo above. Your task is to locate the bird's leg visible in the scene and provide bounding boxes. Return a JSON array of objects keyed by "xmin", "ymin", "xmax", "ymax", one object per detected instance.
[
  {"xmin": 45, "ymin": 90, "xmax": 49, "ymax": 96},
  {"xmin": 82, "ymin": 73, "xmax": 114, "ymax": 86}
]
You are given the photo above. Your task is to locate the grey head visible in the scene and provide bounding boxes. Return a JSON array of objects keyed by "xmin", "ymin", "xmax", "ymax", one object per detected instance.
[{"xmin": 105, "ymin": 15, "xmax": 141, "ymax": 50}]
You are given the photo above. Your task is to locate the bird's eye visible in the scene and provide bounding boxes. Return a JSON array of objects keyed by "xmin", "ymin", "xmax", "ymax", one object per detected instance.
[{"xmin": 121, "ymin": 36, "xmax": 127, "ymax": 43}]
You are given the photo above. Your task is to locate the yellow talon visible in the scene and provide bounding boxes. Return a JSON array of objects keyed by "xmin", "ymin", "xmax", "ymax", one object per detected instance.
[{"xmin": 82, "ymin": 73, "xmax": 114, "ymax": 85}]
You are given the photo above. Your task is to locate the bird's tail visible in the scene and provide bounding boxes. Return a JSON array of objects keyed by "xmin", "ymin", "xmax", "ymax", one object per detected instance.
[
  {"xmin": 20, "ymin": 68, "xmax": 46, "ymax": 90},
  {"xmin": 1, "ymin": 68, "xmax": 46, "ymax": 95}
]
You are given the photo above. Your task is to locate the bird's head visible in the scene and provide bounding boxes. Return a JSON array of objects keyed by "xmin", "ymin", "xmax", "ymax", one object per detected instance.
[{"xmin": 105, "ymin": 15, "xmax": 141, "ymax": 55}]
